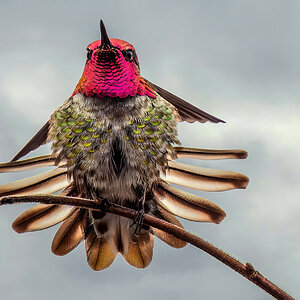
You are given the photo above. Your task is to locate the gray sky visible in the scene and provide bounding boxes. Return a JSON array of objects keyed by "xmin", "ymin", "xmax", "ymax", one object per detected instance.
[{"xmin": 0, "ymin": 1, "xmax": 299, "ymax": 299}]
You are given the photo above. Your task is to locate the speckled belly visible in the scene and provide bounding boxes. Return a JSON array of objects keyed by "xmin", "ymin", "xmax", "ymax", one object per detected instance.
[{"xmin": 48, "ymin": 93, "xmax": 179, "ymax": 203}]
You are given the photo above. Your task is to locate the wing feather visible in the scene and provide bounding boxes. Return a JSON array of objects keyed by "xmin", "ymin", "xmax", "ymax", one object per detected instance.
[
  {"xmin": 144, "ymin": 79, "xmax": 225, "ymax": 123},
  {"xmin": 11, "ymin": 121, "xmax": 50, "ymax": 161}
]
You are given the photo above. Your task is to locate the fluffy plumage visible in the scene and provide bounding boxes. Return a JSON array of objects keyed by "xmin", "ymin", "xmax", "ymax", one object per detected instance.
[{"xmin": 1, "ymin": 20, "xmax": 249, "ymax": 271}]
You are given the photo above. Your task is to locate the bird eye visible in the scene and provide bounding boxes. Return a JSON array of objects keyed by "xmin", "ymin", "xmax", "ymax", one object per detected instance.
[
  {"xmin": 123, "ymin": 49, "xmax": 134, "ymax": 62},
  {"xmin": 87, "ymin": 49, "xmax": 93, "ymax": 60}
]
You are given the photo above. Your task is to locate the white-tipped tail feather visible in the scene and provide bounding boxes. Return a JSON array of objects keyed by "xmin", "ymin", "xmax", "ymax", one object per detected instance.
[
  {"xmin": 173, "ymin": 147, "xmax": 248, "ymax": 160},
  {"xmin": 162, "ymin": 161, "xmax": 249, "ymax": 192},
  {"xmin": 0, "ymin": 155, "xmax": 55, "ymax": 173},
  {"xmin": 12, "ymin": 204, "xmax": 74, "ymax": 233},
  {"xmin": 0, "ymin": 168, "xmax": 69, "ymax": 196},
  {"xmin": 153, "ymin": 181, "xmax": 226, "ymax": 223}
]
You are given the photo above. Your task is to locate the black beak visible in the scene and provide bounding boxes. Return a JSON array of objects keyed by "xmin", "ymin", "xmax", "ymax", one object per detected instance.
[{"xmin": 100, "ymin": 20, "xmax": 112, "ymax": 49}]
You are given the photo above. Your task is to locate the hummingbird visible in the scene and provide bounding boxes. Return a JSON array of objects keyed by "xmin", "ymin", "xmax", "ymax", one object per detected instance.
[{"xmin": 0, "ymin": 20, "xmax": 249, "ymax": 271}]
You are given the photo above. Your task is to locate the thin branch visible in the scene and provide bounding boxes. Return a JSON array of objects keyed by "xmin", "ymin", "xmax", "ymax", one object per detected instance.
[{"xmin": 0, "ymin": 195, "xmax": 294, "ymax": 300}]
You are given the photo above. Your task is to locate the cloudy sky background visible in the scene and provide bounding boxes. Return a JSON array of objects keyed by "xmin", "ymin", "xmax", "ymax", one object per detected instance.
[{"xmin": 0, "ymin": 1, "xmax": 299, "ymax": 299}]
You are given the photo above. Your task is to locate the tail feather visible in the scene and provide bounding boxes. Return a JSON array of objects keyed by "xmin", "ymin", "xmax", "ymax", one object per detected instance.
[
  {"xmin": 92, "ymin": 213, "xmax": 154, "ymax": 269},
  {"xmin": 85, "ymin": 226, "xmax": 118, "ymax": 271},
  {"xmin": 0, "ymin": 155, "xmax": 55, "ymax": 173},
  {"xmin": 0, "ymin": 168, "xmax": 69, "ymax": 196},
  {"xmin": 51, "ymin": 208, "xmax": 86, "ymax": 256},
  {"xmin": 173, "ymin": 147, "xmax": 248, "ymax": 160},
  {"xmin": 3, "ymin": 142, "xmax": 249, "ymax": 270},
  {"xmin": 121, "ymin": 230, "xmax": 154, "ymax": 269},
  {"xmin": 12, "ymin": 204, "xmax": 73, "ymax": 233},
  {"xmin": 152, "ymin": 205, "xmax": 187, "ymax": 248},
  {"xmin": 162, "ymin": 161, "xmax": 249, "ymax": 192},
  {"xmin": 12, "ymin": 186, "xmax": 74, "ymax": 233},
  {"xmin": 153, "ymin": 181, "xmax": 226, "ymax": 223}
]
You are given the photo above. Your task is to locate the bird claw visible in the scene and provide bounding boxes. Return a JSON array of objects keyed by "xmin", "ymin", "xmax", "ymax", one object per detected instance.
[
  {"xmin": 96, "ymin": 198, "xmax": 111, "ymax": 211},
  {"xmin": 130, "ymin": 208, "xmax": 145, "ymax": 235}
]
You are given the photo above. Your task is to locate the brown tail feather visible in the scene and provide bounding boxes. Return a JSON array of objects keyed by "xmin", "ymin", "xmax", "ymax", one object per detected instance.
[
  {"xmin": 152, "ymin": 205, "xmax": 187, "ymax": 248},
  {"xmin": 162, "ymin": 161, "xmax": 249, "ymax": 192},
  {"xmin": 12, "ymin": 186, "xmax": 74, "ymax": 233},
  {"xmin": 0, "ymin": 155, "xmax": 55, "ymax": 173},
  {"xmin": 153, "ymin": 180, "xmax": 226, "ymax": 223},
  {"xmin": 121, "ymin": 230, "xmax": 154, "ymax": 269},
  {"xmin": 0, "ymin": 168, "xmax": 69, "ymax": 196},
  {"xmin": 91, "ymin": 213, "xmax": 154, "ymax": 270},
  {"xmin": 12, "ymin": 204, "xmax": 74, "ymax": 233},
  {"xmin": 85, "ymin": 226, "xmax": 118, "ymax": 271},
  {"xmin": 173, "ymin": 147, "xmax": 248, "ymax": 160},
  {"xmin": 51, "ymin": 208, "xmax": 86, "ymax": 256}
]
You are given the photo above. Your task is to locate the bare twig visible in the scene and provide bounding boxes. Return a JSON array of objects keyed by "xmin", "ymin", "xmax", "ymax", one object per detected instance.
[{"xmin": 0, "ymin": 195, "xmax": 294, "ymax": 300}]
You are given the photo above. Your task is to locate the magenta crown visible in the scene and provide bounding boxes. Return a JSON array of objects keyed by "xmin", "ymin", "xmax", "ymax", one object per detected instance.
[{"xmin": 73, "ymin": 20, "xmax": 155, "ymax": 99}]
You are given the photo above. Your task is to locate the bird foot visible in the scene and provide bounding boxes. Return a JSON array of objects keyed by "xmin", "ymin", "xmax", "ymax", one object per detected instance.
[
  {"xmin": 131, "ymin": 208, "xmax": 145, "ymax": 236},
  {"xmin": 95, "ymin": 198, "xmax": 111, "ymax": 211}
]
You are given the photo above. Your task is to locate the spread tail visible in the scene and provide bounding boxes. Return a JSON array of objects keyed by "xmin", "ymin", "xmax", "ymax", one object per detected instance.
[{"xmin": 1, "ymin": 145, "xmax": 249, "ymax": 270}]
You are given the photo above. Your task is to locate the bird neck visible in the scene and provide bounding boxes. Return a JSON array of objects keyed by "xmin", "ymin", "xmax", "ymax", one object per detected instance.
[{"xmin": 72, "ymin": 73, "xmax": 156, "ymax": 99}]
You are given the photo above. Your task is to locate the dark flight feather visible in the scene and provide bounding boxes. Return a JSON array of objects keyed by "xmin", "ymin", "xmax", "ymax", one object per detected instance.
[
  {"xmin": 144, "ymin": 79, "xmax": 225, "ymax": 123},
  {"xmin": 11, "ymin": 121, "xmax": 50, "ymax": 162}
]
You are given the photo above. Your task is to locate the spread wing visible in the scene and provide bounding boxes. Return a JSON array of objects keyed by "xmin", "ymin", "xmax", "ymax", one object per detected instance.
[
  {"xmin": 11, "ymin": 81, "xmax": 224, "ymax": 162},
  {"xmin": 11, "ymin": 121, "xmax": 50, "ymax": 162},
  {"xmin": 144, "ymin": 79, "xmax": 225, "ymax": 124}
]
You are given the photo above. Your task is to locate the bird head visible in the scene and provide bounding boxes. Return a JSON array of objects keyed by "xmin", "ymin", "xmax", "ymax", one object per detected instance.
[{"xmin": 73, "ymin": 20, "xmax": 155, "ymax": 99}]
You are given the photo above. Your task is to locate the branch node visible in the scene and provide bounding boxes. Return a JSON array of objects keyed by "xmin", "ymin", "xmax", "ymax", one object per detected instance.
[{"xmin": 245, "ymin": 262, "xmax": 258, "ymax": 279}]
